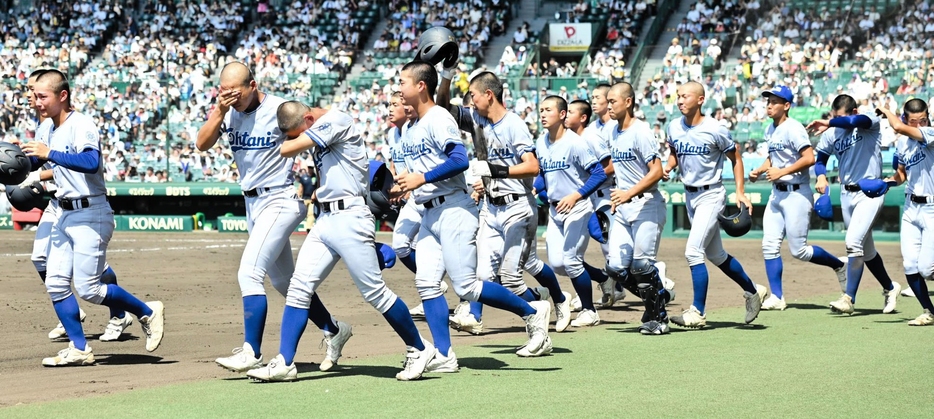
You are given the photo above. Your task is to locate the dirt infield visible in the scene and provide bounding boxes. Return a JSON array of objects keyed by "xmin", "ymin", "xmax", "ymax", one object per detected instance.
[{"xmin": 0, "ymin": 230, "xmax": 904, "ymax": 407}]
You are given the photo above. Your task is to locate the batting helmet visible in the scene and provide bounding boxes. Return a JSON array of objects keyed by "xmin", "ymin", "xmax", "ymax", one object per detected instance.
[
  {"xmin": 857, "ymin": 179, "xmax": 895, "ymax": 198},
  {"xmin": 5, "ymin": 181, "xmax": 48, "ymax": 212},
  {"xmin": 814, "ymin": 189, "xmax": 833, "ymax": 221},
  {"xmin": 368, "ymin": 160, "xmax": 401, "ymax": 222},
  {"xmin": 415, "ymin": 26, "xmax": 459, "ymax": 68},
  {"xmin": 588, "ymin": 210, "xmax": 610, "ymax": 244},
  {"xmin": 717, "ymin": 202, "xmax": 752, "ymax": 237},
  {"xmin": 0, "ymin": 142, "xmax": 32, "ymax": 185}
]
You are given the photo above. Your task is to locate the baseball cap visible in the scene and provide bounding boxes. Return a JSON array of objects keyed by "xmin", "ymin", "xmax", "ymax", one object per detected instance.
[{"xmin": 762, "ymin": 85, "xmax": 793, "ymax": 103}]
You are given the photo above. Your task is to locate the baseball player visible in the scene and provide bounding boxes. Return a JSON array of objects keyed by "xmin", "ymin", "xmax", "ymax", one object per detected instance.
[
  {"xmin": 296, "ymin": 166, "xmax": 316, "ymax": 231},
  {"xmin": 22, "ymin": 70, "xmax": 165, "ymax": 366},
  {"xmin": 393, "ymin": 60, "xmax": 552, "ymax": 365},
  {"xmin": 245, "ymin": 102, "xmax": 433, "ymax": 382},
  {"xmin": 808, "ymin": 94, "xmax": 901, "ymax": 315},
  {"xmin": 196, "ymin": 62, "xmax": 350, "ymax": 374},
  {"xmin": 748, "ymin": 86, "xmax": 847, "ymax": 310},
  {"xmin": 534, "ymin": 95, "xmax": 607, "ymax": 327},
  {"xmin": 435, "ymin": 71, "xmax": 570, "ymax": 333},
  {"xmin": 877, "ymin": 99, "xmax": 934, "ymax": 325},
  {"xmin": 664, "ymin": 81, "xmax": 767, "ymax": 329},
  {"xmin": 16, "ymin": 69, "xmax": 131, "ymax": 342},
  {"xmin": 604, "ymin": 82, "xmax": 672, "ymax": 335}
]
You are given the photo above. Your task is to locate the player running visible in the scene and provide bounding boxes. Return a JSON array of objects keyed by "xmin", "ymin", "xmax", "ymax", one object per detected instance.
[
  {"xmin": 748, "ymin": 86, "xmax": 847, "ymax": 310},
  {"xmin": 808, "ymin": 94, "xmax": 901, "ymax": 315},
  {"xmin": 22, "ymin": 70, "xmax": 165, "ymax": 366},
  {"xmin": 393, "ymin": 61, "xmax": 552, "ymax": 364},
  {"xmin": 664, "ymin": 81, "xmax": 767, "ymax": 329}
]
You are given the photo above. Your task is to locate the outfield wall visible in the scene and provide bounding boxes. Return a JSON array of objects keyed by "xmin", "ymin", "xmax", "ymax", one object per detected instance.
[{"xmin": 2, "ymin": 182, "xmax": 904, "ymax": 241}]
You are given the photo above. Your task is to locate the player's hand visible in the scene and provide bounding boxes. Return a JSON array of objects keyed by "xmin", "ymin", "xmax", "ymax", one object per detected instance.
[
  {"xmin": 394, "ymin": 172, "xmax": 426, "ymax": 193},
  {"xmin": 806, "ymin": 119, "xmax": 830, "ymax": 136},
  {"xmin": 471, "ymin": 161, "xmax": 492, "ymax": 177},
  {"xmin": 875, "ymin": 107, "xmax": 893, "ymax": 118},
  {"xmin": 609, "ymin": 188, "xmax": 630, "ymax": 207},
  {"xmin": 662, "ymin": 165, "xmax": 674, "ymax": 181},
  {"xmin": 6, "ymin": 138, "xmax": 21, "ymax": 146},
  {"xmin": 21, "ymin": 141, "xmax": 50, "ymax": 159},
  {"xmin": 440, "ymin": 59, "xmax": 459, "ymax": 80},
  {"xmin": 18, "ymin": 171, "xmax": 40, "ymax": 188},
  {"xmin": 815, "ymin": 176, "xmax": 829, "ymax": 194},
  {"xmin": 748, "ymin": 168, "xmax": 762, "ymax": 182},
  {"xmin": 736, "ymin": 192, "xmax": 753, "ymax": 214},
  {"xmin": 216, "ymin": 89, "xmax": 240, "ymax": 114},
  {"xmin": 555, "ymin": 192, "xmax": 581, "ymax": 214},
  {"xmin": 764, "ymin": 167, "xmax": 785, "ymax": 182},
  {"xmin": 472, "ymin": 179, "xmax": 485, "ymax": 195},
  {"xmin": 471, "ymin": 190, "xmax": 480, "ymax": 204}
]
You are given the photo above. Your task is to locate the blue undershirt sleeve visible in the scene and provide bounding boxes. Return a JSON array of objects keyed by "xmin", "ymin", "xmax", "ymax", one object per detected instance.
[
  {"xmin": 814, "ymin": 151, "xmax": 830, "ymax": 176},
  {"xmin": 576, "ymin": 163, "xmax": 607, "ymax": 198},
  {"xmin": 828, "ymin": 115, "xmax": 872, "ymax": 130},
  {"xmin": 423, "ymin": 143, "xmax": 468, "ymax": 183},
  {"xmin": 46, "ymin": 148, "xmax": 100, "ymax": 174}
]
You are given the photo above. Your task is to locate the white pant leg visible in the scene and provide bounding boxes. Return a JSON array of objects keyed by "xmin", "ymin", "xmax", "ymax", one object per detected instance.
[
  {"xmin": 437, "ymin": 194, "xmax": 483, "ymax": 301},
  {"xmin": 239, "ymin": 191, "xmax": 306, "ymax": 297},
  {"xmin": 44, "ymin": 215, "xmax": 75, "ymax": 302},
  {"xmin": 842, "ymin": 191, "xmax": 884, "ymax": 258},
  {"xmin": 685, "ymin": 187, "xmax": 728, "ymax": 266},
  {"xmin": 605, "ymin": 209, "xmax": 635, "ymax": 274},
  {"xmin": 70, "ymin": 204, "xmax": 114, "ymax": 304},
  {"xmin": 31, "ymin": 202, "xmax": 61, "ymax": 273},
  {"xmin": 522, "ymin": 196, "xmax": 545, "ymax": 276},
  {"xmin": 901, "ymin": 204, "xmax": 923, "ymax": 275},
  {"xmin": 784, "ymin": 188, "xmax": 815, "ymax": 261},
  {"xmin": 495, "ymin": 199, "xmax": 534, "ymax": 295},
  {"xmin": 545, "ymin": 199, "xmax": 593, "ymax": 278},
  {"xmin": 392, "ymin": 199, "xmax": 423, "ymax": 258},
  {"xmin": 476, "ymin": 201, "xmax": 503, "ymax": 283},
  {"xmin": 631, "ymin": 195, "xmax": 666, "ymax": 263},
  {"xmin": 761, "ymin": 192, "xmax": 786, "ymax": 260},
  {"xmin": 918, "ymin": 204, "xmax": 934, "ymax": 279},
  {"xmin": 285, "ymin": 223, "xmax": 340, "ymax": 309}
]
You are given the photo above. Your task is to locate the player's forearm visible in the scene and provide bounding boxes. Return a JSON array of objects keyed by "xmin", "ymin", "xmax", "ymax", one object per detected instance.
[
  {"xmin": 730, "ymin": 149, "xmax": 747, "ymax": 193},
  {"xmin": 424, "ymin": 144, "xmax": 468, "ymax": 183},
  {"xmin": 601, "ymin": 158, "xmax": 614, "ymax": 176},
  {"xmin": 829, "ymin": 114, "xmax": 872, "ymax": 130},
  {"xmin": 47, "ymin": 149, "xmax": 100, "ymax": 174},
  {"xmin": 884, "ymin": 114, "xmax": 925, "ymax": 141},
  {"xmin": 814, "ymin": 151, "xmax": 830, "ymax": 176},
  {"xmin": 280, "ymin": 134, "xmax": 317, "ymax": 157},
  {"xmin": 782, "ymin": 152, "xmax": 816, "ymax": 178},
  {"xmin": 437, "ymin": 76, "xmax": 453, "ymax": 110},
  {"xmin": 507, "ymin": 154, "xmax": 540, "ymax": 178},
  {"xmin": 196, "ymin": 110, "xmax": 225, "ymax": 151},
  {"xmin": 628, "ymin": 162, "xmax": 663, "ymax": 197},
  {"xmin": 39, "ymin": 169, "xmax": 53, "ymax": 181},
  {"xmin": 577, "ymin": 163, "xmax": 607, "ymax": 198},
  {"xmin": 666, "ymin": 153, "xmax": 678, "ymax": 170}
]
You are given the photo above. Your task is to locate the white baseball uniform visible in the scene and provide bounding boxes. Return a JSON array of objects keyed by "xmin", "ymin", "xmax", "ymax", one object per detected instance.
[
  {"xmin": 667, "ymin": 117, "xmax": 734, "ymax": 267},
  {"xmin": 537, "ymin": 129, "xmax": 598, "ymax": 278},
  {"xmin": 451, "ymin": 106, "xmax": 537, "ymax": 294},
  {"xmin": 285, "ymin": 110, "xmax": 399, "ymax": 313},
  {"xmin": 582, "ymin": 120, "xmax": 615, "ymax": 258},
  {"xmin": 388, "ymin": 122, "xmax": 424, "ymax": 259},
  {"xmin": 401, "ymin": 105, "xmax": 481, "ymax": 301},
  {"xmin": 221, "ymin": 93, "xmax": 306, "ymax": 298},
  {"xmin": 31, "ymin": 118, "xmax": 59, "ymax": 273},
  {"xmin": 895, "ymin": 128, "xmax": 934, "ymax": 279},
  {"xmin": 43, "ymin": 111, "xmax": 114, "ymax": 304},
  {"xmin": 605, "ymin": 119, "xmax": 666, "ymax": 273},
  {"xmin": 815, "ymin": 115, "xmax": 884, "ymax": 259},
  {"xmin": 761, "ymin": 118, "xmax": 818, "ymax": 261}
]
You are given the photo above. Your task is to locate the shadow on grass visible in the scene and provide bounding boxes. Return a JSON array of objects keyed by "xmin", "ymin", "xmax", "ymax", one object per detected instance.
[
  {"xmin": 475, "ymin": 344, "xmax": 572, "ymax": 356},
  {"xmin": 458, "ymin": 356, "xmax": 561, "ymax": 372},
  {"xmin": 96, "ymin": 354, "xmax": 175, "ymax": 365},
  {"xmin": 277, "ymin": 362, "xmax": 444, "ymax": 382},
  {"xmin": 786, "ymin": 302, "xmax": 830, "ymax": 311}
]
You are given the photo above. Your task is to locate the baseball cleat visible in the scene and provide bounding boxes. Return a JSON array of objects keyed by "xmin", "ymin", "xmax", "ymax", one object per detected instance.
[
  {"xmin": 908, "ymin": 309, "xmax": 934, "ymax": 326},
  {"xmin": 450, "ymin": 313, "xmax": 483, "ymax": 335},
  {"xmin": 396, "ymin": 341, "xmax": 436, "ymax": 381},
  {"xmin": 140, "ymin": 301, "xmax": 165, "ymax": 352},
  {"xmin": 517, "ymin": 301, "xmax": 552, "ymax": 357},
  {"xmin": 216, "ymin": 342, "xmax": 263, "ymax": 373},
  {"xmin": 42, "ymin": 342, "xmax": 95, "ymax": 367},
  {"xmin": 425, "ymin": 349, "xmax": 459, "ymax": 373},
  {"xmin": 319, "ymin": 321, "xmax": 353, "ymax": 371},
  {"xmin": 246, "ymin": 354, "xmax": 297, "ymax": 382},
  {"xmin": 533, "ymin": 286, "xmax": 551, "ymax": 302},
  {"xmin": 882, "ymin": 282, "xmax": 901, "ymax": 314},
  {"xmin": 671, "ymin": 305, "xmax": 706, "ymax": 328},
  {"xmin": 597, "ymin": 280, "xmax": 622, "ymax": 307},
  {"xmin": 743, "ymin": 284, "xmax": 769, "ymax": 324},
  {"xmin": 570, "ymin": 309, "xmax": 601, "ymax": 327},
  {"xmin": 901, "ymin": 287, "xmax": 916, "ymax": 298},
  {"xmin": 450, "ymin": 300, "xmax": 470, "ymax": 320},
  {"xmin": 834, "ymin": 257, "xmax": 848, "ymax": 293},
  {"xmin": 99, "ymin": 313, "xmax": 133, "ymax": 342},
  {"xmin": 440, "ymin": 281, "xmax": 449, "ymax": 294},
  {"xmin": 569, "ymin": 294, "xmax": 583, "ymax": 312},
  {"xmin": 829, "ymin": 294, "xmax": 855, "ymax": 315},
  {"xmin": 638, "ymin": 320, "xmax": 670, "ymax": 335},
  {"xmin": 554, "ymin": 291, "xmax": 572, "ymax": 332},
  {"xmin": 761, "ymin": 294, "xmax": 787, "ymax": 311},
  {"xmin": 49, "ymin": 308, "xmax": 87, "ymax": 340},
  {"xmin": 409, "ymin": 303, "xmax": 425, "ymax": 318}
]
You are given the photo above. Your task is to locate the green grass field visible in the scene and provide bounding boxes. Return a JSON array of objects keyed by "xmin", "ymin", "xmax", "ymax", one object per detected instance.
[{"xmin": 6, "ymin": 294, "xmax": 933, "ymax": 419}]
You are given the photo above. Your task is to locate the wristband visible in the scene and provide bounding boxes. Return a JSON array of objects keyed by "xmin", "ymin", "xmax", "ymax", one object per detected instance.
[{"xmin": 488, "ymin": 163, "xmax": 509, "ymax": 178}]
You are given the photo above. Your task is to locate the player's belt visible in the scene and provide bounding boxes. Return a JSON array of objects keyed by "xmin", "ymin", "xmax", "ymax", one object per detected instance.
[
  {"xmin": 316, "ymin": 196, "xmax": 364, "ymax": 213},
  {"xmin": 774, "ymin": 183, "xmax": 801, "ymax": 192},
  {"xmin": 596, "ymin": 190, "xmax": 607, "ymax": 198},
  {"xmin": 243, "ymin": 185, "xmax": 290, "ymax": 197},
  {"xmin": 684, "ymin": 184, "xmax": 713, "ymax": 193},
  {"xmin": 489, "ymin": 193, "xmax": 523, "ymax": 206},
  {"xmin": 423, "ymin": 195, "xmax": 446, "ymax": 209},
  {"xmin": 59, "ymin": 195, "xmax": 105, "ymax": 211},
  {"xmin": 910, "ymin": 194, "xmax": 934, "ymax": 204},
  {"xmin": 843, "ymin": 184, "xmax": 861, "ymax": 192}
]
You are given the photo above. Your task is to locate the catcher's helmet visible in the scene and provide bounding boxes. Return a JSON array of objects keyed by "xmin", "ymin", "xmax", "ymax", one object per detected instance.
[
  {"xmin": 368, "ymin": 160, "xmax": 401, "ymax": 222},
  {"xmin": 588, "ymin": 211, "xmax": 610, "ymax": 244},
  {"xmin": 6, "ymin": 181, "xmax": 47, "ymax": 212},
  {"xmin": 0, "ymin": 142, "xmax": 31, "ymax": 185},
  {"xmin": 415, "ymin": 26, "xmax": 459, "ymax": 68},
  {"xmin": 717, "ymin": 202, "xmax": 752, "ymax": 237}
]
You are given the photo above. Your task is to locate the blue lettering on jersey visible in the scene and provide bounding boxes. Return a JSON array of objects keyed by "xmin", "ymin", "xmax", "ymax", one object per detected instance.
[
  {"xmin": 833, "ymin": 133, "xmax": 862, "ymax": 154},
  {"xmin": 540, "ymin": 157, "xmax": 570, "ymax": 172},
  {"xmin": 611, "ymin": 148, "xmax": 637, "ymax": 163},
  {"xmin": 228, "ymin": 129, "xmax": 275, "ymax": 152},
  {"xmin": 672, "ymin": 141, "xmax": 711, "ymax": 156},
  {"xmin": 901, "ymin": 149, "xmax": 926, "ymax": 169},
  {"xmin": 489, "ymin": 147, "xmax": 515, "ymax": 159},
  {"xmin": 313, "ymin": 147, "xmax": 331, "ymax": 169},
  {"xmin": 768, "ymin": 143, "xmax": 785, "ymax": 153},
  {"xmin": 402, "ymin": 141, "xmax": 431, "ymax": 159}
]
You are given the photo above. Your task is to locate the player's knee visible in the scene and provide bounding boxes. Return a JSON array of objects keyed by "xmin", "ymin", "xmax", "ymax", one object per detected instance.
[
  {"xmin": 284, "ymin": 289, "xmax": 312, "ymax": 309},
  {"xmin": 452, "ymin": 279, "xmax": 482, "ymax": 301},
  {"xmin": 844, "ymin": 243, "xmax": 864, "ymax": 258},
  {"xmin": 31, "ymin": 259, "xmax": 47, "ymax": 274},
  {"xmin": 564, "ymin": 259, "xmax": 585, "ymax": 279},
  {"xmin": 393, "ymin": 244, "xmax": 411, "ymax": 259},
  {"xmin": 45, "ymin": 278, "xmax": 72, "ymax": 302},
  {"xmin": 605, "ymin": 259, "xmax": 628, "ymax": 279},
  {"xmin": 903, "ymin": 259, "xmax": 919, "ymax": 276},
  {"xmin": 790, "ymin": 245, "xmax": 813, "ymax": 261},
  {"xmin": 630, "ymin": 259, "xmax": 656, "ymax": 278},
  {"xmin": 238, "ymin": 267, "xmax": 269, "ymax": 296},
  {"xmin": 920, "ymin": 264, "xmax": 934, "ymax": 281},
  {"xmin": 75, "ymin": 280, "xmax": 106, "ymax": 304},
  {"xmin": 360, "ymin": 284, "xmax": 397, "ymax": 313},
  {"xmin": 706, "ymin": 250, "xmax": 728, "ymax": 266},
  {"xmin": 761, "ymin": 241, "xmax": 782, "ymax": 260},
  {"xmin": 523, "ymin": 258, "xmax": 543, "ymax": 276},
  {"xmin": 414, "ymin": 277, "xmax": 445, "ymax": 300},
  {"xmin": 684, "ymin": 247, "xmax": 706, "ymax": 266}
]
